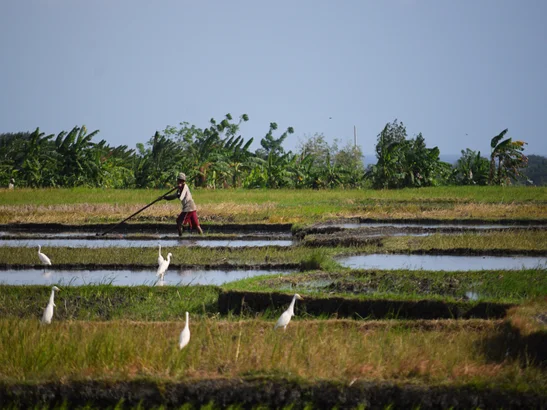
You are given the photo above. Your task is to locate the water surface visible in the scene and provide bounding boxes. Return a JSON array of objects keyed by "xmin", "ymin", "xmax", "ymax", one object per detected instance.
[
  {"xmin": 0, "ymin": 238, "xmax": 293, "ymax": 248},
  {"xmin": 0, "ymin": 268, "xmax": 288, "ymax": 286},
  {"xmin": 338, "ymin": 254, "xmax": 547, "ymax": 271}
]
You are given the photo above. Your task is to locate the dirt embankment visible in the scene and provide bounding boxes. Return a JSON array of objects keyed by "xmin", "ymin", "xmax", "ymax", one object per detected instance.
[
  {"xmin": 1, "ymin": 378, "xmax": 545, "ymax": 409},
  {"xmin": 218, "ymin": 291, "xmax": 513, "ymax": 320}
]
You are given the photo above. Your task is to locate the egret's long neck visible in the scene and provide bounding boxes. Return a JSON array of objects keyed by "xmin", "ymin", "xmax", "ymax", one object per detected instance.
[
  {"xmin": 288, "ymin": 295, "xmax": 297, "ymax": 315},
  {"xmin": 49, "ymin": 290, "xmax": 56, "ymax": 305},
  {"xmin": 185, "ymin": 312, "xmax": 189, "ymax": 328}
]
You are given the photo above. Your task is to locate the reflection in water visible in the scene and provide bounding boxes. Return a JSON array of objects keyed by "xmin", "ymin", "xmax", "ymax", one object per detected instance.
[
  {"xmin": 338, "ymin": 254, "xmax": 547, "ymax": 271},
  {"xmin": 0, "ymin": 239, "xmax": 293, "ymax": 248},
  {"xmin": 0, "ymin": 268, "xmax": 289, "ymax": 286}
]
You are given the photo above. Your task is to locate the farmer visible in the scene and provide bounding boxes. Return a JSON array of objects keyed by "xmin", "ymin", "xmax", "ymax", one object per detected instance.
[{"xmin": 163, "ymin": 172, "xmax": 204, "ymax": 235}]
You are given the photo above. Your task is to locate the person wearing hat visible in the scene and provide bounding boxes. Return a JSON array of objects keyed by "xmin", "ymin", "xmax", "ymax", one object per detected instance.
[{"xmin": 163, "ymin": 172, "xmax": 204, "ymax": 235}]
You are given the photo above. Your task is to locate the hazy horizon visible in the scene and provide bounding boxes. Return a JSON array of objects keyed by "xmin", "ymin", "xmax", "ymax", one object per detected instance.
[{"xmin": 1, "ymin": 1, "xmax": 546, "ymax": 158}]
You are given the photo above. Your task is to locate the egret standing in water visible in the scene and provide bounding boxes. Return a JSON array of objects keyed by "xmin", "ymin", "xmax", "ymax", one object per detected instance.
[
  {"xmin": 274, "ymin": 293, "xmax": 304, "ymax": 331},
  {"xmin": 179, "ymin": 311, "xmax": 191, "ymax": 350},
  {"xmin": 156, "ymin": 252, "xmax": 172, "ymax": 281},
  {"xmin": 38, "ymin": 245, "xmax": 52, "ymax": 266},
  {"xmin": 157, "ymin": 244, "xmax": 165, "ymax": 267},
  {"xmin": 41, "ymin": 286, "xmax": 61, "ymax": 324}
]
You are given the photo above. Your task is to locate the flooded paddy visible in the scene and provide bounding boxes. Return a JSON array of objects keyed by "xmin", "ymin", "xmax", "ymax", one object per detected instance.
[
  {"xmin": 338, "ymin": 253, "xmax": 547, "ymax": 271},
  {"xmin": 0, "ymin": 267, "xmax": 287, "ymax": 286},
  {"xmin": 0, "ymin": 238, "xmax": 294, "ymax": 248}
]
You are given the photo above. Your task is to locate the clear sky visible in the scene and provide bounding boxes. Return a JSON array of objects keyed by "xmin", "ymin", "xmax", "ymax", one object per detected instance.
[{"xmin": 1, "ymin": 0, "xmax": 546, "ymax": 162}]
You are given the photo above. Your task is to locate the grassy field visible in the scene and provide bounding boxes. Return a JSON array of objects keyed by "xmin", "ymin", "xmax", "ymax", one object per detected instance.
[
  {"xmin": 1, "ymin": 316, "xmax": 545, "ymax": 391},
  {"xmin": 0, "ymin": 186, "xmax": 546, "ymax": 408},
  {"xmin": 1, "ymin": 186, "xmax": 546, "ymax": 224}
]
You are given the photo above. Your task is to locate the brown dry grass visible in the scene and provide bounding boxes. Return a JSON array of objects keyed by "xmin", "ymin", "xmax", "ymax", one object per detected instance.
[
  {"xmin": 1, "ymin": 201, "xmax": 546, "ymax": 224},
  {"xmin": 1, "ymin": 318, "xmax": 544, "ymax": 390},
  {"xmin": 505, "ymin": 297, "xmax": 547, "ymax": 336}
]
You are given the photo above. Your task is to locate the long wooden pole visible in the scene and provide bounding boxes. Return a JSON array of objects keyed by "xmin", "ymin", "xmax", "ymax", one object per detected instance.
[{"xmin": 97, "ymin": 187, "xmax": 177, "ymax": 236}]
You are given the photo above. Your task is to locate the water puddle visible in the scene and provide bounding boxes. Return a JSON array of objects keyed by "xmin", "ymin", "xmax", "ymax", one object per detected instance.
[
  {"xmin": 0, "ymin": 238, "xmax": 293, "ymax": 248},
  {"xmin": 0, "ymin": 268, "xmax": 288, "ymax": 286},
  {"xmin": 338, "ymin": 254, "xmax": 547, "ymax": 271}
]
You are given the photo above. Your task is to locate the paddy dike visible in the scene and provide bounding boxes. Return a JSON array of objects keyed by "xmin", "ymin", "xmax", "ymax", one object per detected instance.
[
  {"xmin": 2, "ymin": 378, "xmax": 545, "ymax": 410},
  {"xmin": 219, "ymin": 290, "xmax": 513, "ymax": 320}
]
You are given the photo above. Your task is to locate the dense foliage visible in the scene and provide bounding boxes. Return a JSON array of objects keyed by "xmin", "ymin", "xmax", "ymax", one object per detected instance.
[{"xmin": 1, "ymin": 115, "xmax": 541, "ymax": 189}]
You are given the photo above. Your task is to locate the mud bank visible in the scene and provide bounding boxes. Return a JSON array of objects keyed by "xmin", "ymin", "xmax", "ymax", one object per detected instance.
[
  {"xmin": 1, "ymin": 378, "xmax": 545, "ymax": 409},
  {"xmin": 218, "ymin": 291, "xmax": 513, "ymax": 320},
  {"xmin": 0, "ymin": 222, "xmax": 293, "ymax": 234}
]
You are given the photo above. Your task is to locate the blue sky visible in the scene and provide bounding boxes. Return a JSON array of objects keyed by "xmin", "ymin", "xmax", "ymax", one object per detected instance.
[{"xmin": 1, "ymin": 0, "xmax": 546, "ymax": 162}]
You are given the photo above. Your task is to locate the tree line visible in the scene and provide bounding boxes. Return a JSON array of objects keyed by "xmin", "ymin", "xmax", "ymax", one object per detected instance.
[{"xmin": 0, "ymin": 114, "xmax": 535, "ymax": 189}]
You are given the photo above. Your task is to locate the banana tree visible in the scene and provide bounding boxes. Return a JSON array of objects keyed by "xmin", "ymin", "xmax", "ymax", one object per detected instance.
[
  {"xmin": 489, "ymin": 129, "xmax": 527, "ymax": 185},
  {"xmin": 20, "ymin": 128, "xmax": 56, "ymax": 187},
  {"xmin": 53, "ymin": 125, "xmax": 100, "ymax": 186}
]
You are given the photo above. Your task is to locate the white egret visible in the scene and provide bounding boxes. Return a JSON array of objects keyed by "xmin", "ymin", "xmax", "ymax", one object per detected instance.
[
  {"xmin": 38, "ymin": 245, "xmax": 52, "ymax": 266},
  {"xmin": 157, "ymin": 244, "xmax": 165, "ymax": 267},
  {"xmin": 179, "ymin": 311, "xmax": 190, "ymax": 350},
  {"xmin": 41, "ymin": 285, "xmax": 61, "ymax": 324},
  {"xmin": 156, "ymin": 252, "xmax": 172, "ymax": 281},
  {"xmin": 274, "ymin": 293, "xmax": 304, "ymax": 331}
]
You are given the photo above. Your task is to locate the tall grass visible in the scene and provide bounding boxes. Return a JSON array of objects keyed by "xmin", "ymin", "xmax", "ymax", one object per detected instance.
[
  {"xmin": 1, "ymin": 318, "xmax": 544, "ymax": 391},
  {"xmin": 1, "ymin": 187, "xmax": 546, "ymax": 224}
]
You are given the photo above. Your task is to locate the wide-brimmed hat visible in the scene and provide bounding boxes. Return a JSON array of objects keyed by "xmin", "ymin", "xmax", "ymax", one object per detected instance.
[{"xmin": 177, "ymin": 172, "xmax": 186, "ymax": 181}]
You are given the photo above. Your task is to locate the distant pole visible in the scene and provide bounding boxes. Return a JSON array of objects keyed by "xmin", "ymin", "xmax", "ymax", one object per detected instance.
[{"xmin": 354, "ymin": 125, "xmax": 357, "ymax": 148}]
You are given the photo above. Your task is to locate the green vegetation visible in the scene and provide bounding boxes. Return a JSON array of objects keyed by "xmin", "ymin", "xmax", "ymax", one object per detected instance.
[
  {"xmin": 382, "ymin": 230, "xmax": 547, "ymax": 252},
  {"xmin": 2, "ymin": 317, "xmax": 545, "ymax": 391},
  {"xmin": 2, "ymin": 117, "xmax": 543, "ymax": 190},
  {"xmin": 0, "ymin": 285, "xmax": 221, "ymax": 321},
  {"xmin": 224, "ymin": 269, "xmax": 547, "ymax": 304},
  {"xmin": 0, "ymin": 185, "xmax": 545, "ymax": 407},
  {"xmin": 1, "ymin": 186, "xmax": 546, "ymax": 224}
]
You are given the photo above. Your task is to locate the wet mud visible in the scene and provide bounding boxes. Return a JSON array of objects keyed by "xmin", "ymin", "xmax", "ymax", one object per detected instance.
[
  {"xmin": 218, "ymin": 290, "xmax": 513, "ymax": 320},
  {"xmin": 0, "ymin": 222, "xmax": 293, "ymax": 234},
  {"xmin": 1, "ymin": 378, "xmax": 545, "ymax": 409}
]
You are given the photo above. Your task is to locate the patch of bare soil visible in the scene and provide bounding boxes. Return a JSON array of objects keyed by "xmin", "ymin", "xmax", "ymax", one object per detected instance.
[
  {"xmin": 1, "ymin": 378, "xmax": 544, "ymax": 409},
  {"xmin": 0, "ymin": 222, "xmax": 293, "ymax": 234}
]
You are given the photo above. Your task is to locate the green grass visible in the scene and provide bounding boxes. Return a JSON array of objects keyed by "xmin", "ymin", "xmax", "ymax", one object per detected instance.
[
  {"xmin": 382, "ymin": 230, "xmax": 547, "ymax": 252},
  {"xmin": 1, "ymin": 317, "xmax": 545, "ymax": 392},
  {"xmin": 0, "ymin": 245, "xmax": 348, "ymax": 267},
  {"xmin": 0, "ymin": 285, "xmax": 221, "ymax": 321},
  {"xmin": 223, "ymin": 268, "xmax": 547, "ymax": 303},
  {"xmin": 1, "ymin": 186, "xmax": 546, "ymax": 224},
  {"xmin": 2, "ymin": 186, "xmax": 547, "ymax": 206}
]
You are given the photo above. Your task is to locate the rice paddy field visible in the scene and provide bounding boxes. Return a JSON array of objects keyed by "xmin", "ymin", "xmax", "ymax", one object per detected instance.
[{"xmin": 0, "ymin": 187, "xmax": 546, "ymax": 409}]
